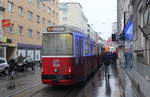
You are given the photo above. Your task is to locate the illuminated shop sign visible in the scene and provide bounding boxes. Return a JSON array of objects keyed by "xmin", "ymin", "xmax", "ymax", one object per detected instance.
[{"xmin": 2, "ymin": 19, "xmax": 11, "ymax": 27}]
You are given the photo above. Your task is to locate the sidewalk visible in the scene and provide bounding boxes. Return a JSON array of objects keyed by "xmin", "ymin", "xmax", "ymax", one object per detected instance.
[
  {"xmin": 117, "ymin": 62, "xmax": 150, "ymax": 97},
  {"xmin": 0, "ymin": 67, "xmax": 42, "ymax": 97}
]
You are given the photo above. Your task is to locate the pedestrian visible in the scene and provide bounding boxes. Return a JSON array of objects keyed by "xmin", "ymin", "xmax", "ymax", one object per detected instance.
[
  {"xmin": 102, "ymin": 51, "xmax": 112, "ymax": 81},
  {"xmin": 112, "ymin": 51, "xmax": 118, "ymax": 65}
]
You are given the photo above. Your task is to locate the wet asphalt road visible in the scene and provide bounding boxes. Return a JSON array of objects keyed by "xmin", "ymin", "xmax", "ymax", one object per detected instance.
[{"xmin": 0, "ymin": 66, "xmax": 123, "ymax": 97}]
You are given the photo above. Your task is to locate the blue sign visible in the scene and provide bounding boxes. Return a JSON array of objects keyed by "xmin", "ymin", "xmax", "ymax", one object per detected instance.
[{"xmin": 123, "ymin": 20, "xmax": 133, "ymax": 41}]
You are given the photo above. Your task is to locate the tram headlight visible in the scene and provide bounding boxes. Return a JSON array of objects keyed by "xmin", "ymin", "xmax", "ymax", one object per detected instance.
[{"xmin": 69, "ymin": 67, "xmax": 71, "ymax": 73}]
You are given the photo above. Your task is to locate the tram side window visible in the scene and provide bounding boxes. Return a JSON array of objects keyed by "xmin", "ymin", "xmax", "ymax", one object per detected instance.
[
  {"xmin": 84, "ymin": 40, "xmax": 89, "ymax": 55},
  {"xmin": 75, "ymin": 39, "xmax": 77, "ymax": 56},
  {"xmin": 79, "ymin": 37, "xmax": 83, "ymax": 56},
  {"xmin": 75, "ymin": 37, "xmax": 83, "ymax": 57},
  {"xmin": 84, "ymin": 40, "xmax": 87, "ymax": 55},
  {"xmin": 83, "ymin": 40, "xmax": 86, "ymax": 56},
  {"xmin": 94, "ymin": 45, "xmax": 97, "ymax": 55},
  {"xmin": 90, "ymin": 43, "xmax": 93, "ymax": 55},
  {"xmin": 75, "ymin": 38, "xmax": 79, "ymax": 56}
]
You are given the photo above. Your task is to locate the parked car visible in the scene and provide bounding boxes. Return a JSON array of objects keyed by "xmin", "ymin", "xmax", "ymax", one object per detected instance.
[
  {"xmin": 15, "ymin": 56, "xmax": 26, "ymax": 72},
  {"xmin": 16, "ymin": 56, "xmax": 36, "ymax": 71},
  {"xmin": 0, "ymin": 57, "xmax": 9, "ymax": 75}
]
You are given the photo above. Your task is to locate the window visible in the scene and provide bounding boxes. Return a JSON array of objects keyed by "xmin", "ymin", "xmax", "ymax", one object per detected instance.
[
  {"xmin": 48, "ymin": 7, "xmax": 51, "ymax": 13},
  {"xmin": 42, "ymin": 33, "xmax": 73, "ymax": 55},
  {"xmin": 8, "ymin": 1, "xmax": 14, "ymax": 12},
  {"xmin": 28, "ymin": 11, "xmax": 33, "ymax": 20},
  {"xmin": 36, "ymin": 15, "xmax": 40, "ymax": 23},
  {"xmin": 63, "ymin": 17, "xmax": 67, "ymax": 21},
  {"xmin": 53, "ymin": 10, "xmax": 55, "ymax": 14},
  {"xmin": 28, "ymin": 29, "xmax": 32, "ymax": 37},
  {"xmin": 52, "ymin": 0, "xmax": 55, "ymax": 4},
  {"xmin": 27, "ymin": 0, "xmax": 32, "ymax": 2},
  {"xmin": 42, "ymin": 18, "xmax": 45, "ymax": 24},
  {"xmin": 36, "ymin": 0, "xmax": 40, "ymax": 7},
  {"xmin": 37, "ymin": 32, "xmax": 40, "ymax": 39},
  {"xmin": 18, "ymin": 26, "xmax": 23, "ymax": 35},
  {"xmin": 7, "ymin": 24, "xmax": 13, "ymax": 33},
  {"xmin": 18, "ymin": 7, "xmax": 23, "ymax": 16},
  {"xmin": 63, "ymin": 10, "xmax": 67, "ymax": 14},
  {"xmin": 41, "ymin": 3, "xmax": 45, "ymax": 9},
  {"xmin": 143, "ymin": 6, "xmax": 150, "ymax": 25},
  {"xmin": 48, "ymin": 20, "xmax": 51, "ymax": 25},
  {"xmin": 0, "ymin": 59, "xmax": 5, "ymax": 64}
]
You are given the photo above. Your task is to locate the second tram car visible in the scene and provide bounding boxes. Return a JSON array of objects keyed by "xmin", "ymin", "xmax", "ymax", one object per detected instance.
[{"xmin": 41, "ymin": 25, "xmax": 102, "ymax": 85}]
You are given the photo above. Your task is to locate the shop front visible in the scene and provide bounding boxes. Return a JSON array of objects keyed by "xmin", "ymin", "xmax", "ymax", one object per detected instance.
[{"xmin": 17, "ymin": 43, "xmax": 42, "ymax": 61}]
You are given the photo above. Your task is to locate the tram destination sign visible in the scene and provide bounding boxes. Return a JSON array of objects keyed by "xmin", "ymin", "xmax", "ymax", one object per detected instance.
[{"xmin": 47, "ymin": 26, "xmax": 66, "ymax": 32}]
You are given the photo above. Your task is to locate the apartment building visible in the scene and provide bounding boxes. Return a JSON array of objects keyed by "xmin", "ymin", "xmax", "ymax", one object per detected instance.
[
  {"xmin": 0, "ymin": 0, "xmax": 6, "ymax": 57},
  {"xmin": 0, "ymin": 0, "xmax": 58, "ymax": 60},
  {"xmin": 58, "ymin": 2, "xmax": 88, "ymax": 34}
]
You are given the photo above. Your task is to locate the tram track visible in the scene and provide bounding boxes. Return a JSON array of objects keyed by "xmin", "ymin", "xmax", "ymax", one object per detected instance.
[
  {"xmin": 30, "ymin": 83, "xmax": 83, "ymax": 97},
  {"xmin": 7, "ymin": 82, "xmax": 44, "ymax": 97},
  {"xmin": 7, "ymin": 66, "xmax": 104, "ymax": 97}
]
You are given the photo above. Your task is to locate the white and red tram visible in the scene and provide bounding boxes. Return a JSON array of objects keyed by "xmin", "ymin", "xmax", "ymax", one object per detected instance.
[{"xmin": 41, "ymin": 25, "xmax": 102, "ymax": 85}]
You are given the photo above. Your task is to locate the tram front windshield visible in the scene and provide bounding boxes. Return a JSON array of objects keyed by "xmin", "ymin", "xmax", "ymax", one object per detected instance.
[{"xmin": 42, "ymin": 33, "xmax": 73, "ymax": 56}]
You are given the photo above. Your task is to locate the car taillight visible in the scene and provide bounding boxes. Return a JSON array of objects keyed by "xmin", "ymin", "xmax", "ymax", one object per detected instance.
[{"xmin": 69, "ymin": 67, "xmax": 71, "ymax": 73}]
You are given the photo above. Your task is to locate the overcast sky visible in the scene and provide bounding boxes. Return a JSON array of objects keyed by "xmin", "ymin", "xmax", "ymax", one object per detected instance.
[{"xmin": 60, "ymin": 0, "xmax": 117, "ymax": 40}]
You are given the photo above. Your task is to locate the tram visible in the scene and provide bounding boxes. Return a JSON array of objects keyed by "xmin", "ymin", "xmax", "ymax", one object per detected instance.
[{"xmin": 41, "ymin": 25, "xmax": 102, "ymax": 85}]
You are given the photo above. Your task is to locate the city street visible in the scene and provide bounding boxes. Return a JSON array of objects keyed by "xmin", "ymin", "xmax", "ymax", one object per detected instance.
[
  {"xmin": 0, "ymin": 66, "xmax": 124, "ymax": 97},
  {"xmin": 0, "ymin": 0, "xmax": 149, "ymax": 97}
]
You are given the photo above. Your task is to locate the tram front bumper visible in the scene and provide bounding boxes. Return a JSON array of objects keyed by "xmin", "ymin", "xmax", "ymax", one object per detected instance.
[{"xmin": 42, "ymin": 74, "xmax": 74, "ymax": 85}]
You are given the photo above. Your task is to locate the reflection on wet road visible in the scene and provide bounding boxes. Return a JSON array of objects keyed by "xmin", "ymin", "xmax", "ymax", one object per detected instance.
[
  {"xmin": 76, "ymin": 65, "xmax": 123, "ymax": 97},
  {"xmin": 31, "ymin": 65, "xmax": 123, "ymax": 97},
  {"xmin": 0, "ymin": 66, "xmax": 123, "ymax": 97}
]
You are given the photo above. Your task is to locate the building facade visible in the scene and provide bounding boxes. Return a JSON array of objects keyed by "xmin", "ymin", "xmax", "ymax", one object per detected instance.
[
  {"xmin": 117, "ymin": 0, "xmax": 150, "ymax": 97},
  {"xmin": 112, "ymin": 22, "xmax": 117, "ymax": 34},
  {"xmin": 0, "ymin": 0, "xmax": 6, "ymax": 58},
  {"xmin": 0, "ymin": 0, "xmax": 58, "ymax": 60},
  {"xmin": 58, "ymin": 2, "xmax": 88, "ymax": 34}
]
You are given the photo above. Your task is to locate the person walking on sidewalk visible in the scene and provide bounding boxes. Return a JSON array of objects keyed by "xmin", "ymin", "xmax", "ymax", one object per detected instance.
[
  {"xmin": 112, "ymin": 51, "xmax": 118, "ymax": 68},
  {"xmin": 102, "ymin": 51, "xmax": 112, "ymax": 76}
]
